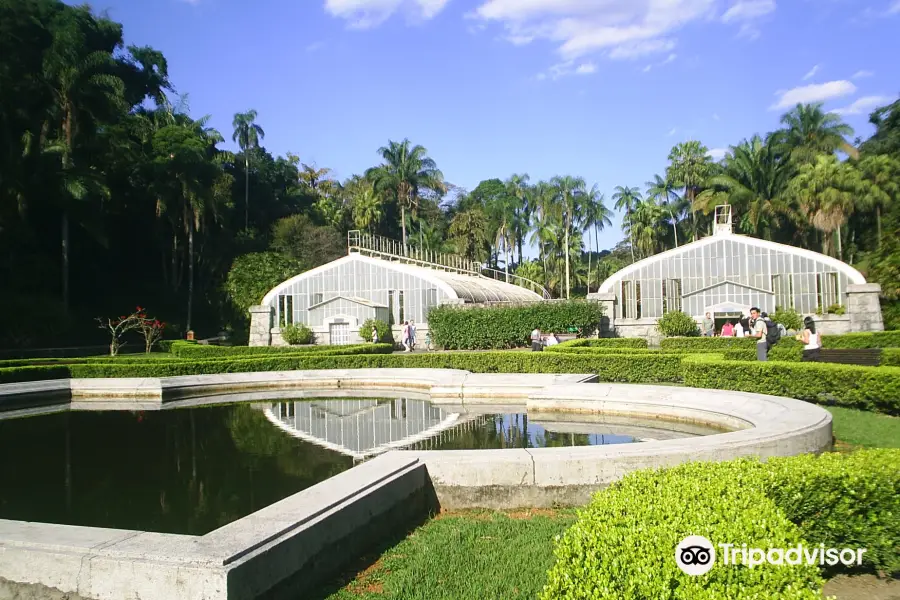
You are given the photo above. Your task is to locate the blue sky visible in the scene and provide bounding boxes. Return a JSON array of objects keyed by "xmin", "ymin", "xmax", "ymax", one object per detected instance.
[{"xmin": 89, "ymin": 0, "xmax": 898, "ymax": 250}]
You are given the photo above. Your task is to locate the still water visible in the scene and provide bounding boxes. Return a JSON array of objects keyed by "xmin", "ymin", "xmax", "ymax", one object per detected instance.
[{"xmin": 0, "ymin": 397, "xmax": 702, "ymax": 535}]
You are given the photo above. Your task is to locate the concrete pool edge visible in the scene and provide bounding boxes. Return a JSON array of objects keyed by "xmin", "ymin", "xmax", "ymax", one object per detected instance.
[{"xmin": 0, "ymin": 370, "xmax": 833, "ymax": 600}]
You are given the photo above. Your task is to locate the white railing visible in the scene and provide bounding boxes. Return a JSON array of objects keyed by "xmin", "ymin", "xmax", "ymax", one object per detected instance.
[{"xmin": 347, "ymin": 230, "xmax": 551, "ymax": 299}]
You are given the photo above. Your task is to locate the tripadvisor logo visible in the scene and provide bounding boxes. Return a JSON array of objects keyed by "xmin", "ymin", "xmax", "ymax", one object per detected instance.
[{"xmin": 675, "ymin": 536, "xmax": 867, "ymax": 576}]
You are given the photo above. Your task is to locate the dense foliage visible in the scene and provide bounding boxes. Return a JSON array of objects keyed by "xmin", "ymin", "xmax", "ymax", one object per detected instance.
[
  {"xmin": 359, "ymin": 319, "xmax": 393, "ymax": 346},
  {"xmin": 427, "ymin": 301, "xmax": 604, "ymax": 350},
  {"xmin": 542, "ymin": 449, "xmax": 899, "ymax": 599},
  {"xmin": 280, "ymin": 323, "xmax": 313, "ymax": 345},
  {"xmin": 656, "ymin": 310, "xmax": 700, "ymax": 337},
  {"xmin": 771, "ymin": 308, "xmax": 803, "ymax": 331}
]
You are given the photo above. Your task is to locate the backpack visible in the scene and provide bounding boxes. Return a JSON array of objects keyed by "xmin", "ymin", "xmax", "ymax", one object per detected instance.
[{"xmin": 764, "ymin": 318, "xmax": 781, "ymax": 345}]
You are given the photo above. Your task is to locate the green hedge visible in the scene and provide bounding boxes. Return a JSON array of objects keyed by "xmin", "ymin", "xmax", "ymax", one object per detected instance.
[
  {"xmin": 427, "ymin": 301, "xmax": 604, "ymax": 350},
  {"xmin": 0, "ymin": 351, "xmax": 685, "ymax": 385},
  {"xmin": 542, "ymin": 459, "xmax": 825, "ymax": 599},
  {"xmin": 167, "ymin": 341, "xmax": 393, "ymax": 358},
  {"xmin": 880, "ymin": 349, "xmax": 900, "ymax": 366},
  {"xmin": 543, "ymin": 450, "xmax": 900, "ymax": 599},
  {"xmin": 682, "ymin": 354, "xmax": 900, "ymax": 415},
  {"xmin": 761, "ymin": 450, "xmax": 900, "ymax": 575},
  {"xmin": 555, "ymin": 338, "xmax": 648, "ymax": 349},
  {"xmin": 822, "ymin": 331, "xmax": 900, "ymax": 349},
  {"xmin": 661, "ymin": 337, "xmax": 759, "ymax": 351}
]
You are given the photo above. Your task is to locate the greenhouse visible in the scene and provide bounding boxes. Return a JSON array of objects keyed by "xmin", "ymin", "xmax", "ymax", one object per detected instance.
[
  {"xmin": 249, "ymin": 231, "xmax": 547, "ymax": 346},
  {"xmin": 592, "ymin": 206, "xmax": 884, "ymax": 340}
]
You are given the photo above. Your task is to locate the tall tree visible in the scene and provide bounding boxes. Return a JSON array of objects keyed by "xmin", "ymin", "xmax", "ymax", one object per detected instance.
[
  {"xmin": 231, "ymin": 109, "xmax": 264, "ymax": 230},
  {"xmin": 786, "ymin": 155, "xmax": 865, "ymax": 258},
  {"xmin": 580, "ymin": 184, "xmax": 612, "ymax": 292},
  {"xmin": 773, "ymin": 103, "xmax": 855, "ymax": 164},
  {"xmin": 366, "ymin": 139, "xmax": 444, "ymax": 248},
  {"xmin": 857, "ymin": 154, "xmax": 900, "ymax": 248},
  {"xmin": 505, "ymin": 173, "xmax": 531, "ymax": 264},
  {"xmin": 612, "ymin": 185, "xmax": 642, "ymax": 263},
  {"xmin": 550, "ymin": 175, "xmax": 585, "ymax": 299},
  {"xmin": 666, "ymin": 141, "xmax": 713, "ymax": 242},
  {"xmin": 645, "ymin": 173, "xmax": 683, "ymax": 248}
]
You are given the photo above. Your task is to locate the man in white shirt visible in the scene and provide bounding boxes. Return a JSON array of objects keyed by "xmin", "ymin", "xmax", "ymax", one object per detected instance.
[{"xmin": 531, "ymin": 327, "xmax": 543, "ymax": 352}]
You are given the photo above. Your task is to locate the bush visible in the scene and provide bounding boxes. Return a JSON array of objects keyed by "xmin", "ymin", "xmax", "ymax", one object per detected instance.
[
  {"xmin": 166, "ymin": 340, "xmax": 391, "ymax": 358},
  {"xmin": 360, "ymin": 319, "xmax": 393, "ymax": 346},
  {"xmin": 542, "ymin": 460, "xmax": 824, "ymax": 600},
  {"xmin": 761, "ymin": 449, "xmax": 900, "ymax": 575},
  {"xmin": 224, "ymin": 252, "xmax": 304, "ymax": 317},
  {"xmin": 543, "ymin": 451, "xmax": 900, "ymax": 598},
  {"xmin": 822, "ymin": 331, "xmax": 900, "ymax": 349},
  {"xmin": 554, "ymin": 338, "xmax": 648, "ymax": 349},
  {"xmin": 427, "ymin": 301, "xmax": 604, "ymax": 350},
  {"xmin": 281, "ymin": 323, "xmax": 314, "ymax": 345},
  {"xmin": 656, "ymin": 310, "xmax": 700, "ymax": 337},
  {"xmin": 772, "ymin": 308, "xmax": 803, "ymax": 332},
  {"xmin": 682, "ymin": 354, "xmax": 900, "ymax": 415},
  {"xmin": 767, "ymin": 338, "xmax": 804, "ymax": 361},
  {"xmin": 661, "ymin": 337, "xmax": 758, "ymax": 351}
]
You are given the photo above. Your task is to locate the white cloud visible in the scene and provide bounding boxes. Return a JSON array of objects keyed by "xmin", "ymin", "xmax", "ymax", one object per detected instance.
[
  {"xmin": 470, "ymin": 0, "xmax": 717, "ymax": 62},
  {"xmin": 831, "ymin": 95, "xmax": 894, "ymax": 116},
  {"xmin": 642, "ymin": 64, "xmax": 653, "ymax": 73},
  {"xmin": 721, "ymin": 0, "xmax": 776, "ymax": 23},
  {"xmin": 660, "ymin": 53, "xmax": 677, "ymax": 65},
  {"xmin": 769, "ymin": 80, "xmax": 857, "ymax": 110},
  {"xmin": 735, "ymin": 22, "xmax": 761, "ymax": 39},
  {"xmin": 889, "ymin": 0, "xmax": 900, "ymax": 14},
  {"xmin": 538, "ymin": 60, "xmax": 598, "ymax": 81},
  {"xmin": 852, "ymin": 70, "xmax": 874, "ymax": 79},
  {"xmin": 324, "ymin": 0, "xmax": 450, "ymax": 28},
  {"xmin": 802, "ymin": 64, "xmax": 819, "ymax": 81},
  {"xmin": 708, "ymin": 148, "xmax": 728, "ymax": 160}
]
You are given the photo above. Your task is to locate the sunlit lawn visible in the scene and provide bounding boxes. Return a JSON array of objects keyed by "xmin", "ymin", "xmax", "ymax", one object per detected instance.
[{"xmin": 827, "ymin": 406, "xmax": 900, "ymax": 449}]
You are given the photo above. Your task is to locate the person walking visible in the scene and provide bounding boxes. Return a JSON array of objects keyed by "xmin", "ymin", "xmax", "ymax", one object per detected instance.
[
  {"xmin": 797, "ymin": 316, "xmax": 821, "ymax": 361},
  {"xmin": 371, "ymin": 325, "xmax": 379, "ymax": 344},
  {"xmin": 702, "ymin": 312, "xmax": 715, "ymax": 337},
  {"xmin": 530, "ymin": 327, "xmax": 543, "ymax": 352},
  {"xmin": 401, "ymin": 321, "xmax": 410, "ymax": 352},
  {"xmin": 409, "ymin": 319, "xmax": 417, "ymax": 351}
]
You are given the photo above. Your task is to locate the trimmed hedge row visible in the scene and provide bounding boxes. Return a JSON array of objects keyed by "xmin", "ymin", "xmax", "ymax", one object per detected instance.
[
  {"xmin": 661, "ymin": 337, "xmax": 759, "ymax": 351},
  {"xmin": 167, "ymin": 341, "xmax": 393, "ymax": 358},
  {"xmin": 823, "ymin": 330, "xmax": 900, "ymax": 349},
  {"xmin": 555, "ymin": 338, "xmax": 648, "ymax": 349},
  {"xmin": 682, "ymin": 354, "xmax": 900, "ymax": 414},
  {"xmin": 0, "ymin": 352, "xmax": 686, "ymax": 385},
  {"xmin": 427, "ymin": 301, "xmax": 604, "ymax": 350},
  {"xmin": 543, "ymin": 449, "xmax": 900, "ymax": 599}
]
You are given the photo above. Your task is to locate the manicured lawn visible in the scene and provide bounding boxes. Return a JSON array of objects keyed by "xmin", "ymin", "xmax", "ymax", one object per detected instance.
[
  {"xmin": 828, "ymin": 406, "xmax": 900, "ymax": 449},
  {"xmin": 314, "ymin": 510, "xmax": 576, "ymax": 600}
]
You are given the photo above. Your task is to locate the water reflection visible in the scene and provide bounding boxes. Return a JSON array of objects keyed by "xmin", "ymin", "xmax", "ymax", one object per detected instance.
[{"xmin": 264, "ymin": 399, "xmax": 639, "ymax": 459}]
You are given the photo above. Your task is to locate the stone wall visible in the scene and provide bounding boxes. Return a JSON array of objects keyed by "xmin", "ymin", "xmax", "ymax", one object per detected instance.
[
  {"xmin": 847, "ymin": 283, "xmax": 885, "ymax": 332},
  {"xmin": 248, "ymin": 305, "xmax": 273, "ymax": 347}
]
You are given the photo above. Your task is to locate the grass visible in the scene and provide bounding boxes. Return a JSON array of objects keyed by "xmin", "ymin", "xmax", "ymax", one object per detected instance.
[
  {"xmin": 827, "ymin": 406, "xmax": 900, "ymax": 449},
  {"xmin": 313, "ymin": 510, "xmax": 577, "ymax": 600}
]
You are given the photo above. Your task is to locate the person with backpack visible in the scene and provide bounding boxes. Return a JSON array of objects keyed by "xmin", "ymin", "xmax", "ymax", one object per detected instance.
[
  {"xmin": 760, "ymin": 311, "xmax": 782, "ymax": 352},
  {"xmin": 749, "ymin": 307, "xmax": 769, "ymax": 360}
]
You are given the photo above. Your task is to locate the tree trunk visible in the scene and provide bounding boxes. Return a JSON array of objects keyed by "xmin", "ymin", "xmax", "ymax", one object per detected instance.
[
  {"xmin": 62, "ymin": 211, "xmax": 69, "ymax": 310},
  {"xmin": 187, "ymin": 219, "xmax": 194, "ymax": 332},
  {"xmin": 835, "ymin": 227, "xmax": 843, "ymax": 260},
  {"xmin": 400, "ymin": 204, "xmax": 407, "ymax": 248},
  {"xmin": 517, "ymin": 232, "xmax": 524, "ymax": 267},
  {"xmin": 504, "ymin": 241, "xmax": 509, "ymax": 283},
  {"xmin": 565, "ymin": 211, "xmax": 571, "ymax": 300},
  {"xmin": 628, "ymin": 209, "xmax": 636, "ymax": 264},
  {"xmin": 587, "ymin": 228, "xmax": 593, "ymax": 293},
  {"xmin": 244, "ymin": 155, "xmax": 249, "ymax": 230}
]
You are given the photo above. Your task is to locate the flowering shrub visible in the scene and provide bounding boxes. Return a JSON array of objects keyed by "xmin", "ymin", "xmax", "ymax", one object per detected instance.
[
  {"xmin": 96, "ymin": 309, "xmax": 142, "ymax": 356},
  {"xmin": 136, "ymin": 307, "xmax": 166, "ymax": 353}
]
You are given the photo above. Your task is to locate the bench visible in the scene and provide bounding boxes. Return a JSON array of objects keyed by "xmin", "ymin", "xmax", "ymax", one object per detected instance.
[{"xmin": 801, "ymin": 348, "xmax": 882, "ymax": 367}]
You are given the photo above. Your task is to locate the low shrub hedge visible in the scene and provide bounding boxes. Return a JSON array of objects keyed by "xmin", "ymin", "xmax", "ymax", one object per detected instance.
[
  {"xmin": 427, "ymin": 301, "xmax": 604, "ymax": 350},
  {"xmin": 167, "ymin": 341, "xmax": 392, "ymax": 358},
  {"xmin": 661, "ymin": 337, "xmax": 759, "ymax": 351},
  {"xmin": 555, "ymin": 338, "xmax": 648, "ymax": 349},
  {"xmin": 543, "ymin": 450, "xmax": 900, "ymax": 599},
  {"xmin": 762, "ymin": 449, "xmax": 900, "ymax": 575},
  {"xmin": 880, "ymin": 349, "xmax": 900, "ymax": 366},
  {"xmin": 542, "ymin": 459, "xmax": 825, "ymax": 599},
  {"xmin": 823, "ymin": 331, "xmax": 900, "ymax": 349},
  {"xmin": 682, "ymin": 354, "xmax": 900, "ymax": 415}
]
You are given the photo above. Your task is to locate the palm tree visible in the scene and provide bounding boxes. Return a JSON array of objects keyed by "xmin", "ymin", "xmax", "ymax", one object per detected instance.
[
  {"xmin": 695, "ymin": 135, "xmax": 792, "ymax": 240},
  {"xmin": 787, "ymin": 155, "xmax": 865, "ymax": 258},
  {"xmin": 231, "ymin": 109, "xmax": 265, "ymax": 230},
  {"xmin": 773, "ymin": 103, "xmax": 855, "ymax": 164},
  {"xmin": 645, "ymin": 174, "xmax": 682, "ymax": 248},
  {"xmin": 666, "ymin": 141, "xmax": 714, "ymax": 241},
  {"xmin": 366, "ymin": 139, "xmax": 444, "ymax": 248},
  {"xmin": 43, "ymin": 9, "xmax": 126, "ymax": 309},
  {"xmin": 506, "ymin": 173, "xmax": 531, "ymax": 264},
  {"xmin": 528, "ymin": 181, "xmax": 556, "ymax": 279},
  {"xmin": 348, "ymin": 179, "xmax": 384, "ymax": 232},
  {"xmin": 580, "ymin": 184, "xmax": 612, "ymax": 292},
  {"xmin": 550, "ymin": 176, "xmax": 586, "ymax": 299},
  {"xmin": 626, "ymin": 200, "xmax": 667, "ymax": 258},
  {"xmin": 857, "ymin": 155, "xmax": 900, "ymax": 248},
  {"xmin": 612, "ymin": 185, "xmax": 642, "ymax": 263},
  {"xmin": 449, "ymin": 208, "xmax": 490, "ymax": 262}
]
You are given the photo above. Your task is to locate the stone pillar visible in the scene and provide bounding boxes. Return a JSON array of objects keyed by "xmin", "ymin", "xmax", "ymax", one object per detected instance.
[
  {"xmin": 587, "ymin": 292, "xmax": 616, "ymax": 337},
  {"xmin": 846, "ymin": 283, "xmax": 884, "ymax": 333},
  {"xmin": 249, "ymin": 305, "xmax": 274, "ymax": 346}
]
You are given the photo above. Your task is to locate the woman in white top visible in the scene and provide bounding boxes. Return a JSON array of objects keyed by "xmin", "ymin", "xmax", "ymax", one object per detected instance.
[
  {"xmin": 797, "ymin": 316, "xmax": 821, "ymax": 360},
  {"xmin": 734, "ymin": 320, "xmax": 744, "ymax": 338}
]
